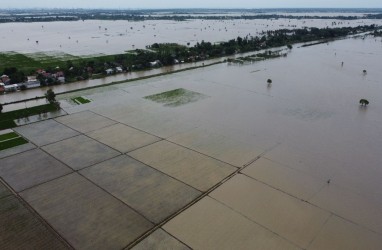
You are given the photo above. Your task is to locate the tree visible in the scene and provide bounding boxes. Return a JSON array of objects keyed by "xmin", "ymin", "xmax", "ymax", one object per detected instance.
[
  {"xmin": 237, "ymin": 36, "xmax": 243, "ymax": 46},
  {"xmin": 287, "ymin": 44, "xmax": 293, "ymax": 49},
  {"xmin": 45, "ymin": 89, "xmax": 56, "ymax": 104},
  {"xmin": 46, "ymin": 77, "xmax": 54, "ymax": 85},
  {"xmin": 267, "ymin": 79, "xmax": 272, "ymax": 84},
  {"xmin": 0, "ymin": 103, "xmax": 3, "ymax": 113},
  {"xmin": 359, "ymin": 99, "xmax": 369, "ymax": 106},
  {"xmin": 3, "ymin": 67, "xmax": 26, "ymax": 84}
]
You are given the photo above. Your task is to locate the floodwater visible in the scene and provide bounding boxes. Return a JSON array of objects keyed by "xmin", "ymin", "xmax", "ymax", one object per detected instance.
[
  {"xmin": 1, "ymin": 18, "xmax": 381, "ymax": 55},
  {"xmin": 0, "ymin": 60, "xmax": 219, "ymax": 109},
  {"xmin": 47, "ymin": 35, "xmax": 382, "ymax": 247},
  {"xmin": 184, "ymin": 36, "xmax": 382, "ymax": 198},
  {"xmin": 1, "ymin": 16, "xmax": 382, "ymax": 107},
  {"xmin": 2, "ymin": 29, "xmax": 382, "ymax": 248},
  {"xmin": 55, "ymin": 35, "xmax": 382, "ymax": 199}
]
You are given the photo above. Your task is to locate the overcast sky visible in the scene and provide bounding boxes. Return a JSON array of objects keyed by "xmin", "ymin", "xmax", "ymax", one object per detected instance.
[{"xmin": 2, "ymin": 0, "xmax": 382, "ymax": 9}]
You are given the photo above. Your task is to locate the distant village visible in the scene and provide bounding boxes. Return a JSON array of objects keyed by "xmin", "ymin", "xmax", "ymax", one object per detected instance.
[
  {"xmin": 0, "ymin": 69, "xmax": 66, "ymax": 94},
  {"xmin": 1, "ymin": 24, "xmax": 379, "ymax": 95},
  {"xmin": 0, "ymin": 65, "xmax": 132, "ymax": 94},
  {"xmin": 0, "ymin": 61, "xmax": 166, "ymax": 94}
]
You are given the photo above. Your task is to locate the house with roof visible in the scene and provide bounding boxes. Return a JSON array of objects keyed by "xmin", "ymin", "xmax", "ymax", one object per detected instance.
[
  {"xmin": 4, "ymin": 84, "xmax": 18, "ymax": 92},
  {"xmin": 150, "ymin": 60, "xmax": 162, "ymax": 67},
  {"xmin": 57, "ymin": 77, "xmax": 65, "ymax": 83},
  {"xmin": 1, "ymin": 75, "xmax": 10, "ymax": 85},
  {"xmin": 105, "ymin": 68, "xmax": 114, "ymax": 75}
]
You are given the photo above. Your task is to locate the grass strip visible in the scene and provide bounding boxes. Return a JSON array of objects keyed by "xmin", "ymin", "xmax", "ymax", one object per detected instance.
[
  {"xmin": 0, "ymin": 120, "xmax": 17, "ymax": 130},
  {"xmin": 0, "ymin": 103, "xmax": 58, "ymax": 130},
  {"xmin": 0, "ymin": 137, "xmax": 28, "ymax": 151},
  {"xmin": 0, "ymin": 132, "xmax": 19, "ymax": 142},
  {"xmin": 0, "ymin": 103, "xmax": 57, "ymax": 120},
  {"xmin": 71, "ymin": 96, "xmax": 91, "ymax": 104}
]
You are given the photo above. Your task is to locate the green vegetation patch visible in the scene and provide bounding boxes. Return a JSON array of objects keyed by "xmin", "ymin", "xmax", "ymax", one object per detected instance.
[
  {"xmin": 0, "ymin": 120, "xmax": 17, "ymax": 130},
  {"xmin": 0, "ymin": 103, "xmax": 59, "ymax": 130},
  {"xmin": 149, "ymin": 43, "xmax": 188, "ymax": 51},
  {"xmin": 0, "ymin": 52, "xmax": 34, "ymax": 68},
  {"xmin": 0, "ymin": 51, "xmax": 79, "ymax": 73},
  {"xmin": 25, "ymin": 51, "xmax": 80, "ymax": 65},
  {"xmin": 0, "ymin": 51, "xmax": 110, "ymax": 74},
  {"xmin": 0, "ymin": 136, "xmax": 28, "ymax": 151},
  {"xmin": 230, "ymin": 51, "xmax": 286, "ymax": 65},
  {"xmin": 0, "ymin": 132, "xmax": 19, "ymax": 142},
  {"xmin": 144, "ymin": 88, "xmax": 207, "ymax": 107},
  {"xmin": 71, "ymin": 96, "xmax": 91, "ymax": 105}
]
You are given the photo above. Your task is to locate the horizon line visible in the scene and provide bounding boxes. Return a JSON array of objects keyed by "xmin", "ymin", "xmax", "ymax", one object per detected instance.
[{"xmin": 1, "ymin": 7, "xmax": 382, "ymax": 10}]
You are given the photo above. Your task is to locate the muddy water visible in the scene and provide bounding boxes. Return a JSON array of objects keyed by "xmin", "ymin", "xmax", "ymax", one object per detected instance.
[
  {"xmin": 1, "ymin": 18, "xmax": 381, "ymax": 55},
  {"xmin": 74, "ymin": 35, "xmax": 382, "ymax": 199},
  {"xmin": 3, "ymin": 35, "xmax": 382, "ymax": 244},
  {"xmin": 0, "ymin": 17, "xmax": 382, "ymax": 197},
  {"xmin": 0, "ymin": 46, "xmax": 289, "ymax": 106},
  {"xmin": 0, "ymin": 60, "xmax": 219, "ymax": 108},
  {"xmin": 1, "ymin": 16, "xmax": 382, "ymax": 105}
]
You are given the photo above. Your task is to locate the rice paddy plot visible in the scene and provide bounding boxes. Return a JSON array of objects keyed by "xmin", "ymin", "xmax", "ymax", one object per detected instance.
[
  {"xmin": 0, "ymin": 51, "xmax": 38, "ymax": 71},
  {"xmin": 144, "ymin": 88, "xmax": 207, "ymax": 107},
  {"xmin": 71, "ymin": 96, "xmax": 91, "ymax": 105},
  {"xmin": 0, "ymin": 51, "xmax": 78, "ymax": 72},
  {"xmin": 24, "ymin": 51, "xmax": 80, "ymax": 64},
  {"xmin": 0, "ymin": 132, "xmax": 28, "ymax": 151}
]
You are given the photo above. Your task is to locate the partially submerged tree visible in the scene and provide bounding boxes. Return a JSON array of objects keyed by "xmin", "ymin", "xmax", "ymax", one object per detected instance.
[
  {"xmin": 359, "ymin": 99, "xmax": 369, "ymax": 106},
  {"xmin": 267, "ymin": 79, "xmax": 272, "ymax": 84},
  {"xmin": 45, "ymin": 89, "xmax": 56, "ymax": 104}
]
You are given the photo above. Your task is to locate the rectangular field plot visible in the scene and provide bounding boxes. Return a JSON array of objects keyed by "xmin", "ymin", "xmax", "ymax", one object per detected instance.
[
  {"xmin": 20, "ymin": 173, "xmax": 153, "ymax": 249},
  {"xmin": 144, "ymin": 88, "xmax": 207, "ymax": 107},
  {"xmin": 129, "ymin": 141, "xmax": 236, "ymax": 191},
  {"xmin": 71, "ymin": 96, "xmax": 91, "ymax": 105},
  {"xmin": 0, "ymin": 149, "xmax": 72, "ymax": 192},
  {"xmin": 42, "ymin": 135, "xmax": 120, "ymax": 170},
  {"xmin": 0, "ymin": 131, "xmax": 28, "ymax": 151},
  {"xmin": 80, "ymin": 155, "xmax": 201, "ymax": 223},
  {"xmin": 87, "ymin": 123, "xmax": 161, "ymax": 153},
  {"xmin": 55, "ymin": 111, "xmax": 117, "ymax": 133},
  {"xmin": 0, "ymin": 196, "xmax": 69, "ymax": 250},
  {"xmin": 163, "ymin": 197, "xmax": 299, "ymax": 250},
  {"xmin": 14, "ymin": 119, "xmax": 79, "ymax": 146},
  {"xmin": 168, "ymin": 128, "xmax": 265, "ymax": 167}
]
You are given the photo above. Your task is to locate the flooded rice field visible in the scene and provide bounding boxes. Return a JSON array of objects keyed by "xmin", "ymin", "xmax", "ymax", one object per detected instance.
[
  {"xmin": 2, "ymin": 18, "xmax": 382, "ymax": 248},
  {"xmin": 35, "ymin": 35, "xmax": 381, "ymax": 248},
  {"xmin": 0, "ymin": 60, "xmax": 213, "ymax": 107},
  {"xmin": 1, "ymin": 18, "xmax": 381, "ymax": 56},
  {"xmin": 53, "ymin": 35, "xmax": 382, "ymax": 198}
]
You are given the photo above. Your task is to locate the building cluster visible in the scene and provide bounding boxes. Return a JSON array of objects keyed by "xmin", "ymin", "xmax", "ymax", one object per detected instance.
[
  {"xmin": 0, "ymin": 75, "xmax": 18, "ymax": 93},
  {"xmin": 0, "ymin": 69, "xmax": 65, "ymax": 94}
]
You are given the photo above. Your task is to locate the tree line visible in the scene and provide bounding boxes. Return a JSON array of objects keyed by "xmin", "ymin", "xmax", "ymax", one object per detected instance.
[
  {"xmin": 1, "ymin": 11, "xmax": 382, "ymax": 23},
  {"xmin": 1, "ymin": 24, "xmax": 379, "ymax": 86}
]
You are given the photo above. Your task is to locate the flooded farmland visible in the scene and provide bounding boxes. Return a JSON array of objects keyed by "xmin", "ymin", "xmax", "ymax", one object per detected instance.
[
  {"xmin": 54, "ymin": 35, "xmax": 382, "ymax": 197},
  {"xmin": 1, "ymin": 18, "xmax": 381, "ymax": 55},
  {"xmin": 51, "ymin": 35, "xmax": 382, "ymax": 248},
  {"xmin": 1, "ymin": 11, "xmax": 382, "ymax": 250}
]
